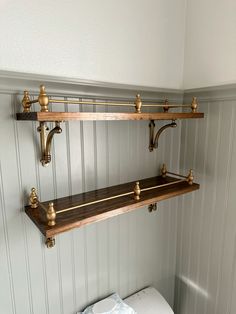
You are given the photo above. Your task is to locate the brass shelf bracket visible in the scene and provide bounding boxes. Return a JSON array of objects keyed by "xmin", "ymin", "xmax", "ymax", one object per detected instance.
[
  {"xmin": 149, "ymin": 120, "xmax": 177, "ymax": 151},
  {"xmin": 37, "ymin": 121, "xmax": 62, "ymax": 166}
]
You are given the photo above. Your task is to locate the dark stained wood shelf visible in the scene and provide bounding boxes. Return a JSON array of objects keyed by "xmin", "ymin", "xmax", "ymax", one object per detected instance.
[
  {"xmin": 17, "ymin": 111, "xmax": 204, "ymax": 121},
  {"xmin": 25, "ymin": 175, "xmax": 199, "ymax": 239}
]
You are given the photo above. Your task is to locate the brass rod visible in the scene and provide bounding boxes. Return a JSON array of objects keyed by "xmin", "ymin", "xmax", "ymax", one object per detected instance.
[
  {"xmin": 56, "ymin": 191, "xmax": 134, "ymax": 214},
  {"xmin": 141, "ymin": 179, "xmax": 185, "ymax": 192},
  {"xmin": 48, "ymin": 99, "xmax": 134, "ymax": 106},
  {"xmin": 39, "ymin": 202, "xmax": 48, "ymax": 212},
  {"xmin": 166, "ymin": 171, "xmax": 187, "ymax": 179},
  {"xmin": 142, "ymin": 104, "xmax": 191, "ymax": 108},
  {"xmin": 51, "ymin": 179, "xmax": 186, "ymax": 214}
]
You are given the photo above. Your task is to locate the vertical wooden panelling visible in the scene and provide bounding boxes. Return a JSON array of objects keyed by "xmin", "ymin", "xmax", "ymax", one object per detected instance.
[
  {"xmin": 0, "ymin": 89, "xmax": 180, "ymax": 314},
  {"xmin": 175, "ymin": 98, "xmax": 236, "ymax": 314}
]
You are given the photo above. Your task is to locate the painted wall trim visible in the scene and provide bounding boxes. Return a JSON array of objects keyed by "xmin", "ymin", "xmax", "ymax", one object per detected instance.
[
  {"xmin": 0, "ymin": 70, "xmax": 183, "ymax": 102},
  {"xmin": 184, "ymin": 83, "xmax": 236, "ymax": 102}
]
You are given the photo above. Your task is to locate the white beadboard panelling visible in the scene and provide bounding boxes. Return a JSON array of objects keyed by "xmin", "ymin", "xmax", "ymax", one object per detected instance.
[
  {"xmin": 175, "ymin": 98, "xmax": 236, "ymax": 314},
  {"xmin": 0, "ymin": 82, "xmax": 180, "ymax": 314}
]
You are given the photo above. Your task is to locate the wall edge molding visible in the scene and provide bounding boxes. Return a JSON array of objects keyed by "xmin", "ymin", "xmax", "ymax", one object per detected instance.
[
  {"xmin": 184, "ymin": 83, "xmax": 236, "ymax": 102},
  {"xmin": 0, "ymin": 70, "xmax": 183, "ymax": 102}
]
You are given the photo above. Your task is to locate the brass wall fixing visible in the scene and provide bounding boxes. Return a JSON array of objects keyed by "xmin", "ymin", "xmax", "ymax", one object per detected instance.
[
  {"xmin": 149, "ymin": 120, "xmax": 177, "ymax": 151},
  {"xmin": 37, "ymin": 121, "xmax": 62, "ymax": 166},
  {"xmin": 148, "ymin": 203, "xmax": 157, "ymax": 212},
  {"xmin": 45, "ymin": 237, "xmax": 55, "ymax": 248}
]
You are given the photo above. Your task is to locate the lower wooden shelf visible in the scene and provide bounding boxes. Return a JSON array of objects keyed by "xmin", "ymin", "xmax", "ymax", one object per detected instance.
[{"xmin": 25, "ymin": 173, "xmax": 199, "ymax": 247}]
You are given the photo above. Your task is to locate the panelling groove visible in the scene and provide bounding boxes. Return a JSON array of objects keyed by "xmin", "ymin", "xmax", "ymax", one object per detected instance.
[
  {"xmin": 204, "ymin": 103, "xmax": 222, "ymax": 314},
  {"xmin": 13, "ymin": 96, "xmax": 33, "ymax": 314},
  {"xmin": 193, "ymin": 102, "xmax": 210, "ymax": 314},
  {"xmin": 0, "ymin": 162, "xmax": 16, "ymax": 314},
  {"xmin": 214, "ymin": 104, "xmax": 235, "ymax": 314},
  {"xmin": 65, "ymin": 99, "xmax": 77, "ymax": 311}
]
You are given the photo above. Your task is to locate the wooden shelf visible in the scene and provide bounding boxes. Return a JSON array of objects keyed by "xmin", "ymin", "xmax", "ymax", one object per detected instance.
[
  {"xmin": 17, "ymin": 111, "xmax": 204, "ymax": 122},
  {"xmin": 25, "ymin": 175, "xmax": 199, "ymax": 240}
]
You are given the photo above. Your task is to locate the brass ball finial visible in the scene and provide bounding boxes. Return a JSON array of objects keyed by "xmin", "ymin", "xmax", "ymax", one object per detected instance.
[
  {"xmin": 161, "ymin": 163, "xmax": 167, "ymax": 177},
  {"xmin": 191, "ymin": 97, "xmax": 198, "ymax": 113},
  {"xmin": 163, "ymin": 99, "xmax": 169, "ymax": 112},
  {"xmin": 47, "ymin": 202, "xmax": 56, "ymax": 226},
  {"xmin": 134, "ymin": 181, "xmax": 141, "ymax": 200},
  {"xmin": 29, "ymin": 187, "xmax": 38, "ymax": 209},
  {"xmin": 38, "ymin": 84, "xmax": 49, "ymax": 112},
  {"xmin": 135, "ymin": 94, "xmax": 142, "ymax": 113},
  {"xmin": 22, "ymin": 90, "xmax": 31, "ymax": 113},
  {"xmin": 187, "ymin": 169, "xmax": 194, "ymax": 185}
]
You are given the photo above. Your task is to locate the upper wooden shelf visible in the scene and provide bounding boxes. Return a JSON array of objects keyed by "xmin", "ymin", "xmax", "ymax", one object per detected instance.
[
  {"xmin": 25, "ymin": 168, "xmax": 199, "ymax": 247},
  {"xmin": 17, "ymin": 111, "xmax": 204, "ymax": 121}
]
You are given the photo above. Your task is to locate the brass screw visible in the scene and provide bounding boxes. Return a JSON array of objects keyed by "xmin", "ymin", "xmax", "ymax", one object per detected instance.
[
  {"xmin": 161, "ymin": 163, "xmax": 167, "ymax": 178},
  {"xmin": 135, "ymin": 94, "xmax": 142, "ymax": 113},
  {"xmin": 29, "ymin": 187, "xmax": 38, "ymax": 209},
  {"xmin": 46, "ymin": 202, "xmax": 56, "ymax": 226},
  {"xmin": 134, "ymin": 181, "xmax": 141, "ymax": 200}
]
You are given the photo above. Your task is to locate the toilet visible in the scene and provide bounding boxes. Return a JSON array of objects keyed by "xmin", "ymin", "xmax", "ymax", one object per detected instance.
[
  {"xmin": 81, "ymin": 286, "xmax": 173, "ymax": 314},
  {"xmin": 124, "ymin": 287, "xmax": 174, "ymax": 314}
]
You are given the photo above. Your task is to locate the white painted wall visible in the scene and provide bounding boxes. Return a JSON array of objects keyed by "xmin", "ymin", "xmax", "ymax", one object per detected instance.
[
  {"xmin": 183, "ymin": 0, "xmax": 236, "ymax": 89},
  {"xmin": 0, "ymin": 0, "xmax": 186, "ymax": 89}
]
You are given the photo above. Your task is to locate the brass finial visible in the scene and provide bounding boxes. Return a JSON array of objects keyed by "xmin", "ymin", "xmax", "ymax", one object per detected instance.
[
  {"xmin": 163, "ymin": 99, "xmax": 169, "ymax": 112},
  {"xmin": 161, "ymin": 163, "xmax": 167, "ymax": 177},
  {"xmin": 22, "ymin": 90, "xmax": 31, "ymax": 113},
  {"xmin": 191, "ymin": 97, "xmax": 198, "ymax": 113},
  {"xmin": 38, "ymin": 85, "xmax": 49, "ymax": 112},
  {"xmin": 187, "ymin": 169, "xmax": 194, "ymax": 185},
  {"xmin": 134, "ymin": 181, "xmax": 141, "ymax": 200},
  {"xmin": 46, "ymin": 202, "xmax": 56, "ymax": 226},
  {"xmin": 45, "ymin": 237, "xmax": 55, "ymax": 248},
  {"xmin": 135, "ymin": 94, "xmax": 142, "ymax": 113},
  {"xmin": 29, "ymin": 187, "xmax": 38, "ymax": 209}
]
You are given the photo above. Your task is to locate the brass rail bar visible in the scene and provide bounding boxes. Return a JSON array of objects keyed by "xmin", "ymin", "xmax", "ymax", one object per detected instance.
[
  {"xmin": 26, "ymin": 98, "xmax": 191, "ymax": 108},
  {"xmin": 166, "ymin": 171, "xmax": 188, "ymax": 179},
  {"xmin": 53, "ymin": 179, "xmax": 186, "ymax": 214}
]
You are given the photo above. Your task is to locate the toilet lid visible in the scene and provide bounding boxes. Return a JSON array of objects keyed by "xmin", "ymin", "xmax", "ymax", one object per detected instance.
[
  {"xmin": 92, "ymin": 298, "xmax": 117, "ymax": 313},
  {"xmin": 124, "ymin": 287, "xmax": 174, "ymax": 314}
]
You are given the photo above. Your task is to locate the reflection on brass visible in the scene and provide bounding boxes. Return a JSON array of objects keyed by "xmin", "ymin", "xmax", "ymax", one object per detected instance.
[
  {"xmin": 149, "ymin": 120, "xmax": 177, "ymax": 151},
  {"xmin": 135, "ymin": 94, "xmax": 142, "ymax": 113},
  {"xmin": 47, "ymin": 202, "xmax": 56, "ymax": 226},
  {"xmin": 191, "ymin": 97, "xmax": 198, "ymax": 113},
  {"xmin": 22, "ymin": 90, "xmax": 31, "ymax": 112},
  {"xmin": 163, "ymin": 99, "xmax": 169, "ymax": 112},
  {"xmin": 134, "ymin": 181, "xmax": 141, "ymax": 200},
  {"xmin": 161, "ymin": 164, "xmax": 167, "ymax": 177},
  {"xmin": 187, "ymin": 169, "xmax": 194, "ymax": 185},
  {"xmin": 148, "ymin": 203, "xmax": 157, "ymax": 212},
  {"xmin": 45, "ymin": 237, "xmax": 55, "ymax": 248},
  {"xmin": 37, "ymin": 121, "xmax": 62, "ymax": 166},
  {"xmin": 29, "ymin": 187, "xmax": 38, "ymax": 208},
  {"xmin": 38, "ymin": 85, "xmax": 49, "ymax": 112}
]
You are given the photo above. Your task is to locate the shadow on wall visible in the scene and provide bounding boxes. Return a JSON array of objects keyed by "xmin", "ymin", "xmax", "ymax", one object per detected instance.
[{"xmin": 174, "ymin": 275, "xmax": 209, "ymax": 313}]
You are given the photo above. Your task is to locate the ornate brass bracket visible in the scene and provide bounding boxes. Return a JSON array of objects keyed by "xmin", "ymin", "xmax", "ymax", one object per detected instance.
[
  {"xmin": 37, "ymin": 121, "xmax": 62, "ymax": 166},
  {"xmin": 149, "ymin": 120, "xmax": 177, "ymax": 151}
]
